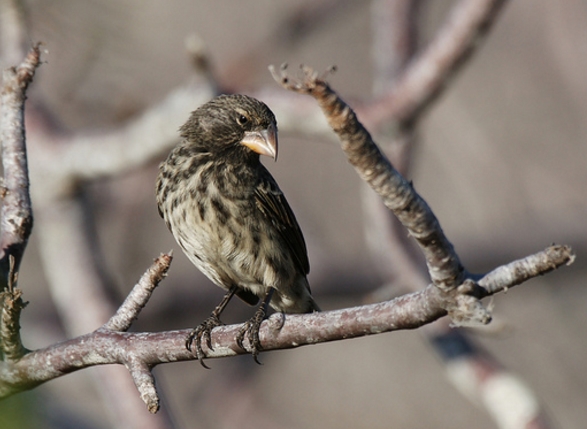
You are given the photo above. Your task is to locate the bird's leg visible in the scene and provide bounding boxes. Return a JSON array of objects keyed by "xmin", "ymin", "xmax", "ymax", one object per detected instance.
[
  {"xmin": 236, "ymin": 287, "xmax": 275, "ymax": 364},
  {"xmin": 186, "ymin": 285, "xmax": 237, "ymax": 368}
]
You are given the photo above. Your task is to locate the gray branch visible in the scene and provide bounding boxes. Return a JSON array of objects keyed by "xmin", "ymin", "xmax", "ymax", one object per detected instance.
[
  {"xmin": 360, "ymin": 0, "xmax": 508, "ymax": 128},
  {"xmin": 271, "ymin": 64, "xmax": 465, "ymax": 291},
  {"xmin": 0, "ymin": 244, "xmax": 573, "ymax": 405},
  {"xmin": 104, "ymin": 253, "xmax": 172, "ymax": 332},
  {"xmin": 0, "ymin": 45, "xmax": 41, "ymax": 362},
  {"xmin": 0, "ymin": 44, "xmax": 40, "ymax": 275}
]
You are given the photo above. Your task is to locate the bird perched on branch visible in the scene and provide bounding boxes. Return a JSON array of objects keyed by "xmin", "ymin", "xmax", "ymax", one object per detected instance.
[{"xmin": 156, "ymin": 94, "xmax": 319, "ymax": 366}]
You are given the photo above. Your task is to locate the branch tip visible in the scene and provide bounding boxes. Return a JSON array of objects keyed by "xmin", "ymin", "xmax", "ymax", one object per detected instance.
[
  {"xmin": 128, "ymin": 361, "xmax": 160, "ymax": 413},
  {"xmin": 273, "ymin": 63, "xmax": 464, "ymax": 290},
  {"xmin": 103, "ymin": 254, "xmax": 173, "ymax": 332},
  {"xmin": 12, "ymin": 43, "xmax": 42, "ymax": 89},
  {"xmin": 270, "ymin": 63, "xmax": 334, "ymax": 94}
]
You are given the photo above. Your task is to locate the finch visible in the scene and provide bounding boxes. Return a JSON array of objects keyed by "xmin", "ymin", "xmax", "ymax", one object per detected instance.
[{"xmin": 156, "ymin": 94, "xmax": 319, "ymax": 365}]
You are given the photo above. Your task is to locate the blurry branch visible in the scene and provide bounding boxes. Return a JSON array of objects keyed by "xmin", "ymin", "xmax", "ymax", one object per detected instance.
[
  {"xmin": 0, "ymin": 0, "xmax": 29, "ymax": 68},
  {"xmin": 0, "ymin": 244, "xmax": 572, "ymax": 408},
  {"xmin": 0, "ymin": 3, "xmax": 570, "ymax": 429},
  {"xmin": 0, "ymin": 55, "xmax": 574, "ymax": 415},
  {"xmin": 371, "ymin": 0, "xmax": 420, "ymax": 95},
  {"xmin": 364, "ymin": 2, "xmax": 552, "ymax": 428},
  {"xmin": 271, "ymin": 63, "xmax": 563, "ymax": 429},
  {"xmin": 359, "ymin": 0, "xmax": 507, "ymax": 129},
  {"xmin": 432, "ymin": 329, "xmax": 554, "ymax": 429},
  {"xmin": 29, "ymin": 82, "xmax": 213, "ymax": 199}
]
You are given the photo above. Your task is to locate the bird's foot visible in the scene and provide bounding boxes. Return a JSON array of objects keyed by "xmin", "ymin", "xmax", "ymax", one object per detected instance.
[
  {"xmin": 186, "ymin": 315, "xmax": 222, "ymax": 369},
  {"xmin": 236, "ymin": 304, "xmax": 267, "ymax": 364}
]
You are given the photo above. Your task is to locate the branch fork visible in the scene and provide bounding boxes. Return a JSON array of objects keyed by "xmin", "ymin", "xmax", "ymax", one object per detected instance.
[{"xmin": 0, "ymin": 46, "xmax": 575, "ymax": 423}]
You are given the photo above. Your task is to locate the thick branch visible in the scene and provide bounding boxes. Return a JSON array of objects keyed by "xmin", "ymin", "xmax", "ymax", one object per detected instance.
[
  {"xmin": 0, "ymin": 44, "xmax": 40, "ymax": 276},
  {"xmin": 0, "ymin": 245, "xmax": 572, "ymax": 401},
  {"xmin": 271, "ymin": 64, "xmax": 464, "ymax": 291}
]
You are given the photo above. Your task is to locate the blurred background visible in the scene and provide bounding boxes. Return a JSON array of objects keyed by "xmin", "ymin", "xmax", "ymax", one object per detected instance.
[{"xmin": 1, "ymin": 0, "xmax": 586, "ymax": 428}]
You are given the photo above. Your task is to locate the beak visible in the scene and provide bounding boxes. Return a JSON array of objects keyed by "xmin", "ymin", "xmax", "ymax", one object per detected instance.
[{"xmin": 241, "ymin": 122, "xmax": 278, "ymax": 161}]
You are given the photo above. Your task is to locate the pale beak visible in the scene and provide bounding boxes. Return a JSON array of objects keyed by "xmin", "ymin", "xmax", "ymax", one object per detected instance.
[{"xmin": 241, "ymin": 122, "xmax": 278, "ymax": 161}]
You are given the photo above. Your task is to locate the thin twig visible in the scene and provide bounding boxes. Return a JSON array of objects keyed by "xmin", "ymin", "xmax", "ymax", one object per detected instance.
[
  {"xmin": 104, "ymin": 253, "xmax": 173, "ymax": 332},
  {"xmin": 0, "ymin": 256, "xmax": 28, "ymax": 361},
  {"xmin": 127, "ymin": 358, "xmax": 159, "ymax": 413},
  {"xmin": 477, "ymin": 244, "xmax": 575, "ymax": 294}
]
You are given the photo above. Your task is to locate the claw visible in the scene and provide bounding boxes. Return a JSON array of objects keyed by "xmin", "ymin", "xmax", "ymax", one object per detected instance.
[
  {"xmin": 236, "ymin": 298, "xmax": 269, "ymax": 365},
  {"xmin": 186, "ymin": 314, "xmax": 222, "ymax": 369},
  {"xmin": 236, "ymin": 321, "xmax": 263, "ymax": 365},
  {"xmin": 185, "ymin": 287, "xmax": 238, "ymax": 369}
]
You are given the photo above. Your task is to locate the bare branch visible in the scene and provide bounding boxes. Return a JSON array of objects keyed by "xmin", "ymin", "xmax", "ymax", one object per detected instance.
[
  {"xmin": 432, "ymin": 329, "xmax": 552, "ymax": 429},
  {"xmin": 0, "ymin": 244, "xmax": 572, "ymax": 403},
  {"xmin": 104, "ymin": 253, "xmax": 172, "ymax": 332},
  {"xmin": 0, "ymin": 256, "xmax": 27, "ymax": 361},
  {"xmin": 0, "ymin": 45, "xmax": 41, "ymax": 363},
  {"xmin": 371, "ymin": 0, "xmax": 421, "ymax": 94},
  {"xmin": 477, "ymin": 244, "xmax": 575, "ymax": 294},
  {"xmin": 31, "ymin": 82, "xmax": 214, "ymax": 194},
  {"xmin": 0, "ymin": 290, "xmax": 27, "ymax": 360},
  {"xmin": 360, "ymin": 0, "xmax": 508, "ymax": 127},
  {"xmin": 127, "ymin": 358, "xmax": 159, "ymax": 413},
  {"xmin": 364, "ymin": 0, "xmax": 427, "ymax": 297},
  {"xmin": 0, "ymin": 44, "xmax": 41, "ymax": 275},
  {"xmin": 365, "ymin": 4, "xmax": 554, "ymax": 427},
  {"xmin": 33, "ymin": 198, "xmax": 175, "ymax": 426},
  {"xmin": 0, "ymin": 0, "xmax": 29, "ymax": 68},
  {"xmin": 270, "ymin": 64, "xmax": 464, "ymax": 291}
]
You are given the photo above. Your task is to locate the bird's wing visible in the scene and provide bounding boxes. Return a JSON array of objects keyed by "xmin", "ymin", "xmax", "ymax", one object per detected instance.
[{"xmin": 254, "ymin": 170, "xmax": 310, "ymax": 276}]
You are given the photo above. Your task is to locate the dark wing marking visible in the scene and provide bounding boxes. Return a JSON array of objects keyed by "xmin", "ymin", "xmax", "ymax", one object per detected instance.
[
  {"xmin": 235, "ymin": 288, "xmax": 260, "ymax": 306},
  {"xmin": 254, "ymin": 169, "xmax": 310, "ymax": 276}
]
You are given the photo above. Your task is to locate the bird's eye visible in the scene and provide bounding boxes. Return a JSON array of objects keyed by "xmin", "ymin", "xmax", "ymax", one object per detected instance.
[{"xmin": 237, "ymin": 115, "xmax": 249, "ymax": 126}]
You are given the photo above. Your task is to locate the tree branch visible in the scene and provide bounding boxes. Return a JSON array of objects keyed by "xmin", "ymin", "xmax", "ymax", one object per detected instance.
[
  {"xmin": 0, "ymin": 44, "xmax": 40, "ymax": 277},
  {"xmin": 0, "ymin": 45, "xmax": 41, "ymax": 364},
  {"xmin": 270, "ymin": 64, "xmax": 464, "ymax": 291},
  {"xmin": 365, "ymin": 3, "xmax": 554, "ymax": 428},
  {"xmin": 0, "ymin": 256, "xmax": 28, "ymax": 361},
  {"xmin": 104, "ymin": 253, "xmax": 172, "ymax": 333},
  {"xmin": 359, "ymin": 0, "xmax": 508, "ymax": 128},
  {"xmin": 0, "ymin": 244, "xmax": 572, "ymax": 404}
]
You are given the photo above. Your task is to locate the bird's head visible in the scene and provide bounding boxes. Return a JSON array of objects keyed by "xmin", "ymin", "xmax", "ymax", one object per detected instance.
[{"xmin": 180, "ymin": 94, "xmax": 278, "ymax": 162}]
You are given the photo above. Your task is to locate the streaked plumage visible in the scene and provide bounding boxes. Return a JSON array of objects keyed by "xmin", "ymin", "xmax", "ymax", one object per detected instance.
[{"xmin": 156, "ymin": 94, "xmax": 319, "ymax": 365}]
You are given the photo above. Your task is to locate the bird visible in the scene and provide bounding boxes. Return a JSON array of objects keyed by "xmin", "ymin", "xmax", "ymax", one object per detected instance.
[{"xmin": 156, "ymin": 94, "xmax": 319, "ymax": 366}]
